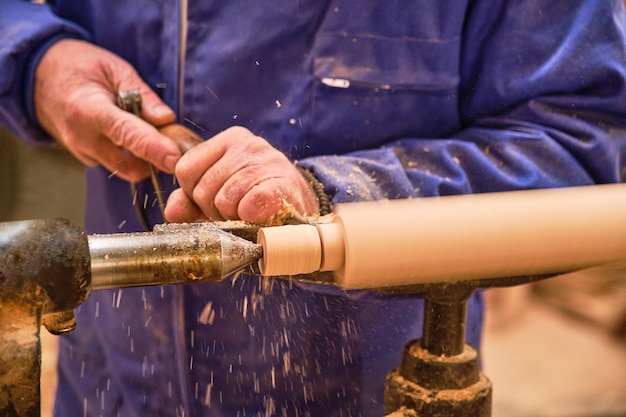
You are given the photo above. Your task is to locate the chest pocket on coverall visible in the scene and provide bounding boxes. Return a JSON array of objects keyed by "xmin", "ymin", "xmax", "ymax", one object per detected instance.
[{"xmin": 308, "ymin": 1, "xmax": 466, "ymax": 155}]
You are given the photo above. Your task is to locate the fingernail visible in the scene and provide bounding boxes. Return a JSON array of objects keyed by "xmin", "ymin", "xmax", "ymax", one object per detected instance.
[
  {"xmin": 153, "ymin": 104, "xmax": 173, "ymax": 118},
  {"xmin": 163, "ymin": 154, "xmax": 178, "ymax": 172}
]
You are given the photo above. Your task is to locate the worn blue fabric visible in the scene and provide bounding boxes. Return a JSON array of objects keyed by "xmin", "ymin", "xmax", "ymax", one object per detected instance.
[{"xmin": 1, "ymin": 1, "xmax": 626, "ymax": 416}]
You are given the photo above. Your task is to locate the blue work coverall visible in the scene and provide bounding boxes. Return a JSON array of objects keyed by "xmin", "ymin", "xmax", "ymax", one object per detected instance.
[{"xmin": 1, "ymin": 1, "xmax": 626, "ymax": 416}]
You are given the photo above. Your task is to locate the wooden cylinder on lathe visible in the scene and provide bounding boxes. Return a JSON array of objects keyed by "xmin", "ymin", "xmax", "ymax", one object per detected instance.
[{"xmin": 258, "ymin": 184, "xmax": 626, "ymax": 289}]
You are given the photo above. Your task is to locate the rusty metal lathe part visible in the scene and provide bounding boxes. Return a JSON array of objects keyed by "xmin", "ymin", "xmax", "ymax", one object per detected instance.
[
  {"xmin": 384, "ymin": 284, "xmax": 492, "ymax": 416},
  {"xmin": 0, "ymin": 219, "xmax": 91, "ymax": 417}
]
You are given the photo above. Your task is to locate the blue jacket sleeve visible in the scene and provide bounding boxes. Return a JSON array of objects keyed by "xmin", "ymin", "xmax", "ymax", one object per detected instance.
[
  {"xmin": 298, "ymin": 1, "xmax": 626, "ymax": 203},
  {"xmin": 0, "ymin": 0, "xmax": 90, "ymax": 145}
]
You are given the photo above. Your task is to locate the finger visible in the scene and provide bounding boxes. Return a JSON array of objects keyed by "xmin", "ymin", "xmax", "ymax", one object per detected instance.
[
  {"xmin": 189, "ymin": 172, "xmax": 228, "ymax": 221},
  {"xmin": 213, "ymin": 166, "xmax": 273, "ymax": 219},
  {"xmin": 173, "ymin": 139, "xmax": 230, "ymax": 220},
  {"xmin": 94, "ymin": 142, "xmax": 152, "ymax": 181},
  {"xmin": 95, "ymin": 105, "xmax": 181, "ymax": 174},
  {"xmin": 164, "ymin": 189, "xmax": 212, "ymax": 223},
  {"xmin": 237, "ymin": 174, "xmax": 320, "ymax": 224},
  {"xmin": 102, "ymin": 56, "xmax": 180, "ymax": 170},
  {"xmin": 61, "ymin": 129, "xmax": 152, "ymax": 181},
  {"xmin": 174, "ymin": 126, "xmax": 256, "ymax": 192},
  {"xmin": 112, "ymin": 61, "xmax": 176, "ymax": 127},
  {"xmin": 237, "ymin": 180, "xmax": 297, "ymax": 224},
  {"xmin": 132, "ymin": 85, "xmax": 176, "ymax": 127},
  {"xmin": 174, "ymin": 136, "xmax": 228, "ymax": 197},
  {"xmin": 173, "ymin": 144, "xmax": 249, "ymax": 222}
]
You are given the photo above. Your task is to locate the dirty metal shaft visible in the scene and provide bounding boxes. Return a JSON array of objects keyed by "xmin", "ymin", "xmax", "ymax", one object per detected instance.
[
  {"xmin": 89, "ymin": 223, "xmax": 263, "ymax": 290},
  {"xmin": 422, "ymin": 285, "xmax": 472, "ymax": 357}
]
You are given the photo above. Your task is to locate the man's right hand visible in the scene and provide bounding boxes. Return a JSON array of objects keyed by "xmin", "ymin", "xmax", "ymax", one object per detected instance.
[{"xmin": 34, "ymin": 39, "xmax": 181, "ymax": 182}]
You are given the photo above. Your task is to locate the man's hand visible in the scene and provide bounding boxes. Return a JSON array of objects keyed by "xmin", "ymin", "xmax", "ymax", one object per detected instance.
[
  {"xmin": 164, "ymin": 127, "xmax": 320, "ymax": 224},
  {"xmin": 34, "ymin": 39, "xmax": 181, "ymax": 182}
]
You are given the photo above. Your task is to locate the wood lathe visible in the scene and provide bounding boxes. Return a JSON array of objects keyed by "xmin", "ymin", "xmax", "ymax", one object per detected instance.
[{"xmin": 1, "ymin": 184, "xmax": 625, "ymax": 417}]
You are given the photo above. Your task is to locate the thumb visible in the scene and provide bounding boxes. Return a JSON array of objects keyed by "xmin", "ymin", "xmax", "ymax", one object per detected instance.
[{"xmin": 136, "ymin": 85, "xmax": 176, "ymax": 127}]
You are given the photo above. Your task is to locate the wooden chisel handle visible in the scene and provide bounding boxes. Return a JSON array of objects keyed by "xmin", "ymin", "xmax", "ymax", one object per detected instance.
[{"xmin": 159, "ymin": 123, "xmax": 204, "ymax": 154}]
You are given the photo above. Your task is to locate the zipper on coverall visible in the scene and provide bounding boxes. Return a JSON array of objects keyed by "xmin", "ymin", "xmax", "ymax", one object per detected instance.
[{"xmin": 173, "ymin": 1, "xmax": 192, "ymax": 416}]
